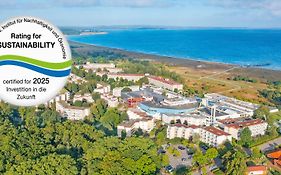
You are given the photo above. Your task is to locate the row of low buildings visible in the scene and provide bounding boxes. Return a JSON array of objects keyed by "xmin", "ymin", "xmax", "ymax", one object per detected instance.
[{"xmin": 166, "ymin": 117, "xmax": 268, "ymax": 147}]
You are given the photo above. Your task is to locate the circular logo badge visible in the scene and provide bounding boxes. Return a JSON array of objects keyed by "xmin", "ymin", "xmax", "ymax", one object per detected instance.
[{"xmin": 0, "ymin": 16, "xmax": 72, "ymax": 106}]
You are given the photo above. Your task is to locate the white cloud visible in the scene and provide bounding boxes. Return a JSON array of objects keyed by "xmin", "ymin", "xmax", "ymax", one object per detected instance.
[
  {"xmin": 54, "ymin": 0, "xmax": 177, "ymax": 8},
  {"xmin": 209, "ymin": 0, "xmax": 281, "ymax": 16},
  {"xmin": 0, "ymin": 0, "xmax": 177, "ymax": 9}
]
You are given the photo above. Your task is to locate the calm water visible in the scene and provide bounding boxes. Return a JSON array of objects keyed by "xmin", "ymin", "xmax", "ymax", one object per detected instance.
[{"xmin": 68, "ymin": 29, "xmax": 281, "ymax": 70}]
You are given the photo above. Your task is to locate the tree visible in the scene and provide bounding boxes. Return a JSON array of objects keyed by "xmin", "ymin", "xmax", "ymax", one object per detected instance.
[
  {"xmin": 224, "ymin": 150, "xmax": 246, "ymax": 175},
  {"xmin": 92, "ymin": 92, "xmax": 100, "ymax": 101},
  {"xmin": 175, "ymin": 166, "xmax": 191, "ymax": 175},
  {"xmin": 205, "ymin": 148, "xmax": 218, "ymax": 161},
  {"xmin": 240, "ymin": 127, "xmax": 252, "ymax": 147},
  {"xmin": 6, "ymin": 154, "xmax": 78, "ymax": 175},
  {"xmin": 252, "ymin": 147, "xmax": 262, "ymax": 160},
  {"xmin": 100, "ymin": 108, "xmax": 122, "ymax": 130},
  {"xmin": 73, "ymin": 100, "xmax": 83, "ymax": 107},
  {"xmin": 162, "ymin": 154, "xmax": 169, "ymax": 167},
  {"xmin": 193, "ymin": 149, "xmax": 207, "ymax": 167},
  {"xmin": 253, "ymin": 106, "xmax": 270, "ymax": 120}
]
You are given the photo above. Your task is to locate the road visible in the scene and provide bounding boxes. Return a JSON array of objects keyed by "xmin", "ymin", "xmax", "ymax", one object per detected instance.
[{"xmin": 258, "ymin": 136, "xmax": 281, "ymax": 153}]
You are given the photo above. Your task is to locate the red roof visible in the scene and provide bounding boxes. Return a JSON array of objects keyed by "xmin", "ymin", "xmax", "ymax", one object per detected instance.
[
  {"xmin": 203, "ymin": 126, "xmax": 230, "ymax": 136},
  {"xmin": 267, "ymin": 149, "xmax": 281, "ymax": 159},
  {"xmin": 219, "ymin": 118, "xmax": 266, "ymax": 129},
  {"xmin": 108, "ymin": 73, "xmax": 144, "ymax": 77},
  {"xmin": 149, "ymin": 76, "xmax": 181, "ymax": 85},
  {"xmin": 247, "ymin": 165, "xmax": 267, "ymax": 172}
]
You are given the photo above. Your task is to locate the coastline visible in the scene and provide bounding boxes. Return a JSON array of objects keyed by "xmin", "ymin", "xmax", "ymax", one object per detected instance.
[{"xmin": 69, "ymin": 41, "xmax": 281, "ymax": 81}]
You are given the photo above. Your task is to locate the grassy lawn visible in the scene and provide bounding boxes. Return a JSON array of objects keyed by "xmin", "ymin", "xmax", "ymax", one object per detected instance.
[{"xmin": 168, "ymin": 65, "xmax": 271, "ymax": 105}]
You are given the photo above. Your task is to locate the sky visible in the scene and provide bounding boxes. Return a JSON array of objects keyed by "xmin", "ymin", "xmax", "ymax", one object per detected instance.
[{"xmin": 0, "ymin": 0, "xmax": 281, "ymax": 28}]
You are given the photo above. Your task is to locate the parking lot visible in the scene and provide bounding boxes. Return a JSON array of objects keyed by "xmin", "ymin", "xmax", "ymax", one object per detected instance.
[{"xmin": 165, "ymin": 144, "xmax": 193, "ymax": 169}]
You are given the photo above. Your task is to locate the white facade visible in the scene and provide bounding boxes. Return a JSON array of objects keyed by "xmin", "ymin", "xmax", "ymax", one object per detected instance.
[
  {"xmin": 68, "ymin": 73, "xmax": 88, "ymax": 84},
  {"xmin": 148, "ymin": 76, "xmax": 183, "ymax": 91},
  {"xmin": 117, "ymin": 118, "xmax": 154, "ymax": 137},
  {"xmin": 106, "ymin": 68, "xmax": 123, "ymax": 73},
  {"xmin": 94, "ymin": 83, "xmax": 111, "ymax": 94},
  {"xmin": 83, "ymin": 62, "xmax": 115, "ymax": 70},
  {"xmin": 161, "ymin": 113, "xmax": 207, "ymax": 126},
  {"xmin": 199, "ymin": 126, "xmax": 232, "ymax": 147},
  {"xmin": 167, "ymin": 124, "xmax": 200, "ymax": 139},
  {"xmin": 73, "ymin": 93, "xmax": 94, "ymax": 103},
  {"xmin": 107, "ymin": 73, "xmax": 144, "ymax": 81},
  {"xmin": 56, "ymin": 101, "xmax": 90, "ymax": 120},
  {"xmin": 100, "ymin": 94, "xmax": 119, "ymax": 107},
  {"xmin": 45, "ymin": 91, "xmax": 70, "ymax": 107},
  {"xmin": 218, "ymin": 118, "xmax": 268, "ymax": 140},
  {"xmin": 112, "ymin": 85, "xmax": 140, "ymax": 97}
]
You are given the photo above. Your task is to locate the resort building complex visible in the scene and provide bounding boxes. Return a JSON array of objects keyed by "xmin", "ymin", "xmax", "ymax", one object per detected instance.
[{"xmin": 42, "ymin": 63, "xmax": 278, "ymax": 147}]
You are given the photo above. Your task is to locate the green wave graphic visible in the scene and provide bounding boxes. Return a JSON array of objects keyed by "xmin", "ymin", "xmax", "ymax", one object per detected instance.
[{"xmin": 0, "ymin": 55, "xmax": 72, "ymax": 70}]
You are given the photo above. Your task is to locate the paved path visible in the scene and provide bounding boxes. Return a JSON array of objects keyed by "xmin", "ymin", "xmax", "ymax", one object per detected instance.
[
  {"xmin": 199, "ymin": 66, "xmax": 241, "ymax": 80},
  {"xmin": 258, "ymin": 136, "xmax": 281, "ymax": 153}
]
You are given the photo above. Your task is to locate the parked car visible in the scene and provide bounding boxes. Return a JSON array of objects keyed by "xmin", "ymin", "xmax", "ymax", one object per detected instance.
[
  {"xmin": 201, "ymin": 145, "xmax": 209, "ymax": 150},
  {"xmin": 157, "ymin": 149, "xmax": 166, "ymax": 154},
  {"xmin": 209, "ymin": 165, "xmax": 218, "ymax": 171},
  {"xmin": 178, "ymin": 145, "xmax": 186, "ymax": 150},
  {"xmin": 165, "ymin": 165, "xmax": 174, "ymax": 173},
  {"xmin": 181, "ymin": 158, "xmax": 187, "ymax": 161}
]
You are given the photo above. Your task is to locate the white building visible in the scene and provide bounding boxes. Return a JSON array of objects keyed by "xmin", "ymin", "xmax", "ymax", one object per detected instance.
[
  {"xmin": 68, "ymin": 73, "xmax": 87, "ymax": 84},
  {"xmin": 100, "ymin": 94, "xmax": 119, "ymax": 107},
  {"xmin": 148, "ymin": 76, "xmax": 183, "ymax": 91},
  {"xmin": 204, "ymin": 93, "xmax": 260, "ymax": 117},
  {"xmin": 73, "ymin": 93, "xmax": 94, "ymax": 103},
  {"xmin": 56, "ymin": 101, "xmax": 90, "ymax": 120},
  {"xmin": 161, "ymin": 97, "xmax": 197, "ymax": 106},
  {"xmin": 217, "ymin": 118, "xmax": 268, "ymax": 140},
  {"xmin": 161, "ymin": 113, "xmax": 208, "ymax": 126},
  {"xmin": 112, "ymin": 85, "xmax": 140, "ymax": 97},
  {"xmin": 82, "ymin": 62, "xmax": 116, "ymax": 70},
  {"xmin": 199, "ymin": 126, "xmax": 232, "ymax": 147},
  {"xmin": 106, "ymin": 68, "xmax": 123, "ymax": 73},
  {"xmin": 94, "ymin": 82, "xmax": 111, "ymax": 94},
  {"xmin": 167, "ymin": 124, "xmax": 200, "ymax": 139},
  {"xmin": 45, "ymin": 91, "xmax": 70, "ymax": 107},
  {"xmin": 107, "ymin": 73, "xmax": 144, "ymax": 81},
  {"xmin": 117, "ymin": 109, "xmax": 154, "ymax": 137}
]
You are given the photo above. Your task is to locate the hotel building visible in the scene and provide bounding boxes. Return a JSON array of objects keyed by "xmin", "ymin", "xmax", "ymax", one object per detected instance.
[
  {"xmin": 117, "ymin": 108, "xmax": 154, "ymax": 137},
  {"xmin": 218, "ymin": 118, "xmax": 268, "ymax": 140},
  {"xmin": 199, "ymin": 126, "xmax": 232, "ymax": 147},
  {"xmin": 73, "ymin": 93, "xmax": 94, "ymax": 103},
  {"xmin": 94, "ymin": 82, "xmax": 111, "ymax": 94},
  {"xmin": 56, "ymin": 101, "xmax": 90, "ymax": 120},
  {"xmin": 148, "ymin": 76, "xmax": 183, "ymax": 91},
  {"xmin": 167, "ymin": 124, "xmax": 200, "ymax": 139},
  {"xmin": 100, "ymin": 94, "xmax": 119, "ymax": 107}
]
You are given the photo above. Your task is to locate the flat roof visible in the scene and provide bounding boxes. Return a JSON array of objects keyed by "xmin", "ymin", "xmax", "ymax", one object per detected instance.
[
  {"xmin": 218, "ymin": 118, "xmax": 266, "ymax": 129},
  {"xmin": 141, "ymin": 101, "xmax": 198, "ymax": 110}
]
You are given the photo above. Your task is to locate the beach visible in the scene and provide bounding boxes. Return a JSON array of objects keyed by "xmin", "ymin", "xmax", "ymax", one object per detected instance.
[{"xmin": 70, "ymin": 41, "xmax": 281, "ymax": 82}]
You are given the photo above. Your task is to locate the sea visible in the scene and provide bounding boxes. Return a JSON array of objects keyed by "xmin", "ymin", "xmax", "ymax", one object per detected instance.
[{"xmin": 68, "ymin": 29, "xmax": 281, "ymax": 70}]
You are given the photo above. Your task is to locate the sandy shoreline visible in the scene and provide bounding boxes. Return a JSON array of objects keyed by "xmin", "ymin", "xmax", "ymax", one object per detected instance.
[{"xmin": 69, "ymin": 41, "xmax": 281, "ymax": 81}]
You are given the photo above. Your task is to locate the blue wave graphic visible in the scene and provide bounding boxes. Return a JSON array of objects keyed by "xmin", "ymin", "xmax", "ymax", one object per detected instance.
[{"xmin": 0, "ymin": 60, "xmax": 71, "ymax": 77}]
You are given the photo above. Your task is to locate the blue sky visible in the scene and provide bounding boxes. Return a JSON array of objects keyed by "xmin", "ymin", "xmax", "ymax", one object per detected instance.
[{"xmin": 0, "ymin": 0, "xmax": 281, "ymax": 28}]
